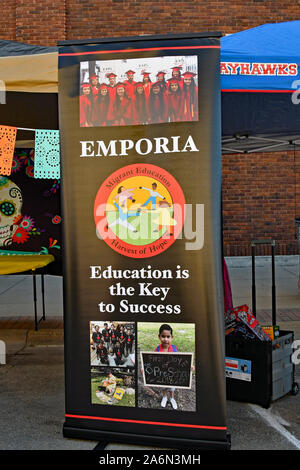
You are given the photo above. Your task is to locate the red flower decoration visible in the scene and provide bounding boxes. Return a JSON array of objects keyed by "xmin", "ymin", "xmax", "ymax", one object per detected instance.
[
  {"xmin": 29, "ymin": 149, "xmax": 35, "ymax": 161},
  {"xmin": 26, "ymin": 165, "xmax": 34, "ymax": 178},
  {"xmin": 52, "ymin": 215, "xmax": 61, "ymax": 224},
  {"xmin": 13, "ymin": 214, "xmax": 23, "ymax": 226},
  {"xmin": 12, "ymin": 227, "xmax": 29, "ymax": 244},
  {"xmin": 48, "ymin": 237, "xmax": 58, "ymax": 248}
]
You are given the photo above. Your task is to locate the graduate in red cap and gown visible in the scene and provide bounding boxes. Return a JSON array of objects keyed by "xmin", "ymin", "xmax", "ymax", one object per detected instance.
[
  {"xmin": 92, "ymin": 84, "xmax": 110, "ymax": 126},
  {"xmin": 167, "ymin": 79, "xmax": 183, "ymax": 122},
  {"xmin": 132, "ymin": 82, "xmax": 150, "ymax": 125},
  {"xmin": 106, "ymin": 72, "xmax": 117, "ymax": 100},
  {"xmin": 106, "ymin": 82, "xmax": 132, "ymax": 126},
  {"xmin": 80, "ymin": 83, "xmax": 92, "ymax": 127},
  {"xmin": 148, "ymin": 81, "xmax": 168, "ymax": 124},
  {"xmin": 90, "ymin": 74, "xmax": 100, "ymax": 99},
  {"xmin": 105, "ymin": 72, "xmax": 118, "ymax": 123},
  {"xmin": 141, "ymin": 71, "xmax": 152, "ymax": 107},
  {"xmin": 181, "ymin": 71, "xmax": 198, "ymax": 121},
  {"xmin": 169, "ymin": 66, "xmax": 184, "ymax": 89},
  {"xmin": 156, "ymin": 71, "xmax": 167, "ymax": 95},
  {"xmin": 89, "ymin": 74, "xmax": 100, "ymax": 123},
  {"xmin": 124, "ymin": 70, "xmax": 137, "ymax": 100}
]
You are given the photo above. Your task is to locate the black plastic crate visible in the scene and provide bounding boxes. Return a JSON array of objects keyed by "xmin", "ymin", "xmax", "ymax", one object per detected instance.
[{"xmin": 225, "ymin": 330, "xmax": 297, "ymax": 408}]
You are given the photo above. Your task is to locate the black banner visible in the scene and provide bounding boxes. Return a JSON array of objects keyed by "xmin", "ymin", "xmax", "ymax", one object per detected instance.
[{"xmin": 58, "ymin": 32, "xmax": 228, "ymax": 449}]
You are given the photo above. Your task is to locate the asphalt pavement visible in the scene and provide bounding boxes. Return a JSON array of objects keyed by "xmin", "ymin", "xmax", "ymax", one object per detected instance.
[{"xmin": 0, "ymin": 255, "xmax": 300, "ymax": 451}]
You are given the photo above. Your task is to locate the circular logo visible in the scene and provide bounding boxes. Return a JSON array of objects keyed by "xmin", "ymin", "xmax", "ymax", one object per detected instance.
[{"xmin": 94, "ymin": 163, "xmax": 185, "ymax": 258}]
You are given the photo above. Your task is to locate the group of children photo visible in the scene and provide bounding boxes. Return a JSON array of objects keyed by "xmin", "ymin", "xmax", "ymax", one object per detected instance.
[
  {"xmin": 90, "ymin": 321, "xmax": 196, "ymax": 412},
  {"xmin": 90, "ymin": 321, "xmax": 135, "ymax": 368},
  {"xmin": 80, "ymin": 55, "xmax": 198, "ymax": 127}
]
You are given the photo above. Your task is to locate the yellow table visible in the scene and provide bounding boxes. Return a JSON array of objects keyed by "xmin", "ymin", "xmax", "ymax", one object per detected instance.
[{"xmin": 0, "ymin": 254, "xmax": 55, "ymax": 330}]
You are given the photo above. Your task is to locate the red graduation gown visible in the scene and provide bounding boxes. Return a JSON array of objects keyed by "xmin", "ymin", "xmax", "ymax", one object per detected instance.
[
  {"xmin": 167, "ymin": 92, "xmax": 183, "ymax": 122},
  {"xmin": 181, "ymin": 86, "xmax": 198, "ymax": 121},
  {"xmin": 80, "ymin": 94, "xmax": 92, "ymax": 127},
  {"xmin": 107, "ymin": 96, "xmax": 132, "ymax": 125}
]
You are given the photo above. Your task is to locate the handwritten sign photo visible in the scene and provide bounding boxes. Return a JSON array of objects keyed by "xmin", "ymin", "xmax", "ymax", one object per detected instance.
[{"xmin": 140, "ymin": 351, "xmax": 193, "ymax": 389}]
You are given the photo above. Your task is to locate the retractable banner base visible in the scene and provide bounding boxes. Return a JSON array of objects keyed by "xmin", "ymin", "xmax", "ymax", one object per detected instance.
[
  {"xmin": 63, "ymin": 425, "xmax": 231, "ymax": 450},
  {"xmin": 58, "ymin": 32, "xmax": 229, "ymax": 451}
]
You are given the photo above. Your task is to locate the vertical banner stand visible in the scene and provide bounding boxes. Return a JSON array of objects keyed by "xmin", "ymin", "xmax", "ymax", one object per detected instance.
[{"xmin": 58, "ymin": 32, "xmax": 230, "ymax": 450}]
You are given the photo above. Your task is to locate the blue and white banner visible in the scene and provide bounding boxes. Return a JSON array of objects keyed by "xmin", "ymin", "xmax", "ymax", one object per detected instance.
[{"xmin": 221, "ymin": 21, "xmax": 300, "ymax": 92}]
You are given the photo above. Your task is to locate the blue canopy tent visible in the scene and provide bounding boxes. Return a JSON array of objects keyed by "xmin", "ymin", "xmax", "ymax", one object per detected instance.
[{"xmin": 221, "ymin": 21, "xmax": 300, "ymax": 154}]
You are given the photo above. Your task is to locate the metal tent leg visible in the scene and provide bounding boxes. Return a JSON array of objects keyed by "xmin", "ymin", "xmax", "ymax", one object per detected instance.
[
  {"xmin": 41, "ymin": 273, "xmax": 46, "ymax": 321},
  {"xmin": 32, "ymin": 270, "xmax": 47, "ymax": 331},
  {"xmin": 33, "ymin": 270, "xmax": 38, "ymax": 331}
]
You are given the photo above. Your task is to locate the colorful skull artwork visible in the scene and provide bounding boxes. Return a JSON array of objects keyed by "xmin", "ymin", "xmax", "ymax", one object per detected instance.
[{"xmin": 0, "ymin": 176, "xmax": 23, "ymax": 247}]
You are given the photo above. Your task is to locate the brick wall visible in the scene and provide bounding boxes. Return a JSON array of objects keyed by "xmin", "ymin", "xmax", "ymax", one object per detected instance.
[
  {"xmin": 15, "ymin": 0, "xmax": 66, "ymax": 46},
  {"xmin": 0, "ymin": 0, "xmax": 299, "ymax": 45},
  {"xmin": 1, "ymin": 1, "xmax": 300, "ymax": 255},
  {"xmin": 222, "ymin": 150, "xmax": 300, "ymax": 256},
  {"xmin": 0, "ymin": 1, "xmax": 16, "ymax": 41},
  {"xmin": 65, "ymin": 0, "xmax": 300, "ymax": 40}
]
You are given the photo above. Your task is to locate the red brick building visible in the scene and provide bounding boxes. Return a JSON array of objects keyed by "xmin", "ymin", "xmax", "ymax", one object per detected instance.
[{"xmin": 1, "ymin": 0, "xmax": 300, "ymax": 256}]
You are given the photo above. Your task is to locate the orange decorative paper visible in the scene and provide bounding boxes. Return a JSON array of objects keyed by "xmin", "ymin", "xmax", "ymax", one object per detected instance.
[{"xmin": 0, "ymin": 125, "xmax": 17, "ymax": 176}]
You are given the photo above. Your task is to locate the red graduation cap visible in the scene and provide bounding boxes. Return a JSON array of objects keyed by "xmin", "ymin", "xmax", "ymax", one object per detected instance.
[
  {"xmin": 125, "ymin": 70, "xmax": 135, "ymax": 75},
  {"xmin": 152, "ymin": 81, "xmax": 162, "ymax": 88},
  {"xmin": 167, "ymin": 78, "xmax": 180, "ymax": 84},
  {"xmin": 90, "ymin": 74, "xmax": 98, "ymax": 80},
  {"xmin": 116, "ymin": 82, "xmax": 126, "ymax": 88},
  {"xmin": 171, "ymin": 66, "xmax": 182, "ymax": 71},
  {"xmin": 141, "ymin": 71, "xmax": 150, "ymax": 77},
  {"xmin": 81, "ymin": 83, "xmax": 90, "ymax": 88},
  {"xmin": 106, "ymin": 72, "xmax": 117, "ymax": 78},
  {"xmin": 156, "ymin": 71, "xmax": 166, "ymax": 77},
  {"xmin": 99, "ymin": 83, "xmax": 108, "ymax": 89},
  {"xmin": 182, "ymin": 71, "xmax": 197, "ymax": 78}
]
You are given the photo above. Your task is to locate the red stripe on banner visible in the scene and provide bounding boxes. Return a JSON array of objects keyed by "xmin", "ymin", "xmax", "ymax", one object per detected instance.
[
  {"xmin": 226, "ymin": 362, "xmax": 238, "ymax": 369},
  {"xmin": 59, "ymin": 45, "xmax": 220, "ymax": 57},
  {"xmin": 222, "ymin": 89, "xmax": 294, "ymax": 93},
  {"xmin": 65, "ymin": 414, "xmax": 227, "ymax": 430}
]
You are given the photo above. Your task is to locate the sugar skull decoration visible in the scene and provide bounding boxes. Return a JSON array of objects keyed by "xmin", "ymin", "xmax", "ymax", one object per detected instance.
[{"xmin": 0, "ymin": 176, "xmax": 23, "ymax": 246}]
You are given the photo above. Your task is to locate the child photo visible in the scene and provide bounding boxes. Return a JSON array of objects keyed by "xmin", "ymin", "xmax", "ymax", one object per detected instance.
[
  {"xmin": 137, "ymin": 322, "xmax": 196, "ymax": 412},
  {"xmin": 79, "ymin": 55, "xmax": 198, "ymax": 127},
  {"xmin": 90, "ymin": 321, "xmax": 135, "ymax": 368},
  {"xmin": 91, "ymin": 367, "xmax": 135, "ymax": 407}
]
